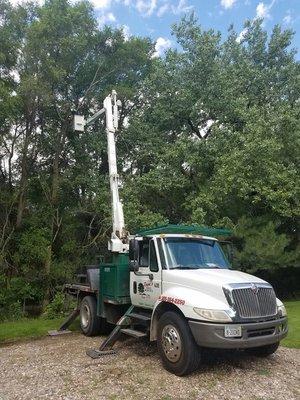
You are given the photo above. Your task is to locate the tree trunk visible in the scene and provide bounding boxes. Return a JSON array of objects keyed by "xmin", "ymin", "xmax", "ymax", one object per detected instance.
[
  {"xmin": 43, "ymin": 244, "xmax": 52, "ymax": 308},
  {"xmin": 43, "ymin": 125, "xmax": 66, "ymax": 306},
  {"xmin": 16, "ymin": 112, "xmax": 34, "ymax": 228}
]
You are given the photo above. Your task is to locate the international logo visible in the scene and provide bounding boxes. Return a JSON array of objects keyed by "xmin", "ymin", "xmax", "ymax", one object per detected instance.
[{"xmin": 250, "ymin": 283, "xmax": 259, "ymax": 294}]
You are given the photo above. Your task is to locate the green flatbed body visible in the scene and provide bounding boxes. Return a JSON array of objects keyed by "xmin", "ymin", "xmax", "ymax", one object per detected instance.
[{"xmin": 97, "ymin": 253, "xmax": 131, "ymax": 316}]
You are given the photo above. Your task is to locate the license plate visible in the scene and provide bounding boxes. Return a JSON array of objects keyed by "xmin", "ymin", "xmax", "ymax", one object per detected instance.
[{"xmin": 224, "ymin": 325, "xmax": 242, "ymax": 338}]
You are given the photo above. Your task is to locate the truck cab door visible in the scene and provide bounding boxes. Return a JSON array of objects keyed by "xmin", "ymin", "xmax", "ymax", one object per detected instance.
[{"xmin": 130, "ymin": 238, "xmax": 162, "ymax": 309}]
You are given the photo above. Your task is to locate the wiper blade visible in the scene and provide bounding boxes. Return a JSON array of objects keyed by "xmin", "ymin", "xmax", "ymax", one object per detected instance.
[
  {"xmin": 170, "ymin": 264, "xmax": 200, "ymax": 270},
  {"xmin": 201, "ymin": 262, "xmax": 222, "ymax": 269},
  {"xmin": 169, "ymin": 263, "xmax": 224, "ymax": 270}
]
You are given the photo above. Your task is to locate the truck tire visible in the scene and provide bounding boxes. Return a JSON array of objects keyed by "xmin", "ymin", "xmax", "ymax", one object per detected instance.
[
  {"xmin": 246, "ymin": 342, "xmax": 280, "ymax": 357},
  {"xmin": 157, "ymin": 311, "xmax": 201, "ymax": 376},
  {"xmin": 80, "ymin": 296, "xmax": 102, "ymax": 336}
]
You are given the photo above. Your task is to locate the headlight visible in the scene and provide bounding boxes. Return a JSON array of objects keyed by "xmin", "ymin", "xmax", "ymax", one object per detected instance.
[
  {"xmin": 277, "ymin": 304, "xmax": 287, "ymax": 317},
  {"xmin": 193, "ymin": 307, "xmax": 233, "ymax": 322}
]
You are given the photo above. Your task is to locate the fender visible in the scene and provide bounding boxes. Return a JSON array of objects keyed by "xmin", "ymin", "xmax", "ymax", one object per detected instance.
[{"xmin": 149, "ymin": 286, "xmax": 229, "ymax": 341}]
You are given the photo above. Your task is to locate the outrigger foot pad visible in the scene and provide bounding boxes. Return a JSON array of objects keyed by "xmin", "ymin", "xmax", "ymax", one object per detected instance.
[
  {"xmin": 48, "ymin": 329, "xmax": 72, "ymax": 336},
  {"xmin": 86, "ymin": 349, "xmax": 117, "ymax": 358}
]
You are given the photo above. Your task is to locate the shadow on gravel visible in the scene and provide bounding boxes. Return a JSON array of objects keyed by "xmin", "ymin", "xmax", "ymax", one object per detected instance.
[{"xmin": 119, "ymin": 336, "xmax": 277, "ymax": 375}]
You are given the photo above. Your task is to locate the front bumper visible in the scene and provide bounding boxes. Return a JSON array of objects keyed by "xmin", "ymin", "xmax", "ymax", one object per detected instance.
[{"xmin": 189, "ymin": 317, "xmax": 288, "ymax": 349}]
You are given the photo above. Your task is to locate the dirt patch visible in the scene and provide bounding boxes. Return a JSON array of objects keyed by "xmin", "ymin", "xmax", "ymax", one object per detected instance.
[{"xmin": 0, "ymin": 333, "xmax": 299, "ymax": 400}]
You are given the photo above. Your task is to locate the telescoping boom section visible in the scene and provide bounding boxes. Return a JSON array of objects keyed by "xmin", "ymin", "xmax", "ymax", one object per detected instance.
[
  {"xmin": 103, "ymin": 91, "xmax": 128, "ymax": 253},
  {"xmin": 74, "ymin": 90, "xmax": 128, "ymax": 253}
]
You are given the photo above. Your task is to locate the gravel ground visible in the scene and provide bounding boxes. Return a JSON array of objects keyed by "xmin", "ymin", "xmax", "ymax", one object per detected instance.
[{"xmin": 0, "ymin": 333, "xmax": 299, "ymax": 400}]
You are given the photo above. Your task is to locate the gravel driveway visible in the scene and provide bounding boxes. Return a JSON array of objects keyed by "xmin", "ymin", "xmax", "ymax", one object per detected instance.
[{"xmin": 0, "ymin": 333, "xmax": 299, "ymax": 400}]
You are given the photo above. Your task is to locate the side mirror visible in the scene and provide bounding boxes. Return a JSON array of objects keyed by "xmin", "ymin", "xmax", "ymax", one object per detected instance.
[
  {"xmin": 129, "ymin": 260, "xmax": 139, "ymax": 272},
  {"xmin": 129, "ymin": 238, "xmax": 140, "ymax": 270}
]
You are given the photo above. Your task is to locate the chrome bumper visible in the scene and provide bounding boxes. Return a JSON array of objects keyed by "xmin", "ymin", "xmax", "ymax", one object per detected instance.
[{"xmin": 189, "ymin": 317, "xmax": 288, "ymax": 349}]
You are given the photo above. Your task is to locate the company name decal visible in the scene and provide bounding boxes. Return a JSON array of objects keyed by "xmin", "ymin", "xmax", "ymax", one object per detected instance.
[{"xmin": 159, "ymin": 295, "xmax": 185, "ymax": 306}]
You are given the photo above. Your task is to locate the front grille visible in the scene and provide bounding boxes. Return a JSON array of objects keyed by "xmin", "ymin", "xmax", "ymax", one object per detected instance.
[{"xmin": 232, "ymin": 286, "xmax": 277, "ymax": 319}]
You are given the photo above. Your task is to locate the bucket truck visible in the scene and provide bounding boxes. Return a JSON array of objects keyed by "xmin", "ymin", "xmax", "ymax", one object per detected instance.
[{"xmin": 52, "ymin": 90, "xmax": 288, "ymax": 376}]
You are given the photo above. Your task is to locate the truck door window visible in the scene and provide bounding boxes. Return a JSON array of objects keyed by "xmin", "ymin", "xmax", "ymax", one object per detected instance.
[
  {"xmin": 149, "ymin": 240, "xmax": 158, "ymax": 272},
  {"xmin": 157, "ymin": 238, "xmax": 166, "ymax": 269},
  {"xmin": 139, "ymin": 240, "xmax": 149, "ymax": 268}
]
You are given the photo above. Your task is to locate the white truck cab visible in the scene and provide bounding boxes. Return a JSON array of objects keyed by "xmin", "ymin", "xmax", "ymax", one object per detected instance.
[{"xmin": 129, "ymin": 232, "xmax": 288, "ymax": 375}]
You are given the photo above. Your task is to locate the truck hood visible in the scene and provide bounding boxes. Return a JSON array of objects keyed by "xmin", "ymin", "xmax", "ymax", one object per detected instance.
[{"xmin": 162, "ymin": 268, "xmax": 267, "ymax": 306}]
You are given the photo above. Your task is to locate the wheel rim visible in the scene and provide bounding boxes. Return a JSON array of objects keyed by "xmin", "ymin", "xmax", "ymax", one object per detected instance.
[
  {"xmin": 81, "ymin": 304, "xmax": 90, "ymax": 329},
  {"xmin": 161, "ymin": 324, "xmax": 182, "ymax": 362}
]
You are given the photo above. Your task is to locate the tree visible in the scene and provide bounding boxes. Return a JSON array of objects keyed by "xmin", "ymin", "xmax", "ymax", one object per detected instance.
[
  {"xmin": 121, "ymin": 15, "xmax": 300, "ymax": 269},
  {"xmin": 0, "ymin": 0, "xmax": 154, "ymax": 310},
  {"xmin": 0, "ymin": 5, "xmax": 299, "ymax": 316}
]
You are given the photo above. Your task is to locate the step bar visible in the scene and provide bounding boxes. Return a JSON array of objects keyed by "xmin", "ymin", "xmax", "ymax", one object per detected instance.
[
  {"xmin": 86, "ymin": 306, "xmax": 149, "ymax": 358},
  {"xmin": 120, "ymin": 328, "xmax": 147, "ymax": 338}
]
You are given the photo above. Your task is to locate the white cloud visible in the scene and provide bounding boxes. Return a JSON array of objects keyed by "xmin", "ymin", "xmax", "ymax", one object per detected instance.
[
  {"xmin": 172, "ymin": 0, "xmax": 193, "ymax": 15},
  {"xmin": 98, "ymin": 12, "xmax": 116, "ymax": 26},
  {"xmin": 116, "ymin": 0, "xmax": 132, "ymax": 5},
  {"xmin": 236, "ymin": 27, "xmax": 248, "ymax": 43},
  {"xmin": 220, "ymin": 0, "xmax": 236, "ymax": 9},
  {"xmin": 255, "ymin": 1, "xmax": 275, "ymax": 20},
  {"xmin": 10, "ymin": 0, "xmax": 112, "ymax": 8},
  {"xmin": 199, "ymin": 119, "xmax": 214, "ymax": 138},
  {"xmin": 121, "ymin": 24, "xmax": 131, "ymax": 40},
  {"xmin": 118, "ymin": 0, "xmax": 192, "ymax": 17},
  {"xmin": 105, "ymin": 38, "xmax": 114, "ymax": 47},
  {"xmin": 153, "ymin": 37, "xmax": 172, "ymax": 58},
  {"xmin": 10, "ymin": 69, "xmax": 20, "ymax": 83},
  {"xmin": 157, "ymin": 3, "xmax": 169, "ymax": 17},
  {"xmin": 256, "ymin": 2, "xmax": 268, "ymax": 18},
  {"xmin": 91, "ymin": 0, "xmax": 112, "ymax": 9},
  {"xmin": 236, "ymin": 1, "xmax": 276, "ymax": 43},
  {"xmin": 9, "ymin": 0, "xmax": 43, "ymax": 5},
  {"xmin": 136, "ymin": 0, "xmax": 157, "ymax": 16},
  {"xmin": 283, "ymin": 11, "xmax": 292, "ymax": 25}
]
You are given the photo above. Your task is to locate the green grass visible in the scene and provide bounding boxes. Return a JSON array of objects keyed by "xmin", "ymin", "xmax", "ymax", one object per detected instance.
[
  {"xmin": 0, "ymin": 317, "xmax": 79, "ymax": 344},
  {"xmin": 282, "ymin": 300, "xmax": 300, "ymax": 349}
]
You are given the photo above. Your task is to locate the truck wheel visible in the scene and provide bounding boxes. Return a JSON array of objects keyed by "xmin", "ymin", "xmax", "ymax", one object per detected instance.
[
  {"xmin": 246, "ymin": 342, "xmax": 280, "ymax": 357},
  {"xmin": 157, "ymin": 311, "xmax": 201, "ymax": 376},
  {"xmin": 80, "ymin": 296, "xmax": 102, "ymax": 336}
]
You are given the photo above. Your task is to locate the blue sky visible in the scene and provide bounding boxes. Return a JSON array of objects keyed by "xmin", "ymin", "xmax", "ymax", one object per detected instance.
[{"xmin": 91, "ymin": 0, "xmax": 299, "ymax": 57}]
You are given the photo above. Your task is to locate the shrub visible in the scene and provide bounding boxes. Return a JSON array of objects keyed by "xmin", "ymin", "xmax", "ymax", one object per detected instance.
[
  {"xmin": 0, "ymin": 301, "xmax": 23, "ymax": 322},
  {"xmin": 43, "ymin": 293, "xmax": 65, "ymax": 319},
  {"xmin": 255, "ymin": 266, "xmax": 300, "ymax": 299}
]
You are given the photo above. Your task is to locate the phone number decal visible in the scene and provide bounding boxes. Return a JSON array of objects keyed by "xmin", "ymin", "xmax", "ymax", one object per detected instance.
[{"xmin": 159, "ymin": 295, "xmax": 185, "ymax": 306}]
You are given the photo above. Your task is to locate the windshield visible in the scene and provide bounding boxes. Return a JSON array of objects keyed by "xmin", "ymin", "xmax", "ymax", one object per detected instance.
[{"xmin": 163, "ymin": 237, "xmax": 230, "ymax": 270}]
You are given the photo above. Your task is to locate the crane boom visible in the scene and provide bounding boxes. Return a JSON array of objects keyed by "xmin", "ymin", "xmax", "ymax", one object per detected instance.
[
  {"xmin": 104, "ymin": 91, "xmax": 128, "ymax": 253},
  {"xmin": 74, "ymin": 90, "xmax": 128, "ymax": 253}
]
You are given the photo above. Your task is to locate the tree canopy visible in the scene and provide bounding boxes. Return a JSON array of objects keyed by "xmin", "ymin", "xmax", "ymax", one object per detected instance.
[{"xmin": 0, "ymin": 1, "xmax": 299, "ymax": 316}]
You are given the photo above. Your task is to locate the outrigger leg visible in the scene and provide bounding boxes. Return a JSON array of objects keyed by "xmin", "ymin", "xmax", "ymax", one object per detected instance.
[{"xmin": 48, "ymin": 308, "xmax": 80, "ymax": 336}]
